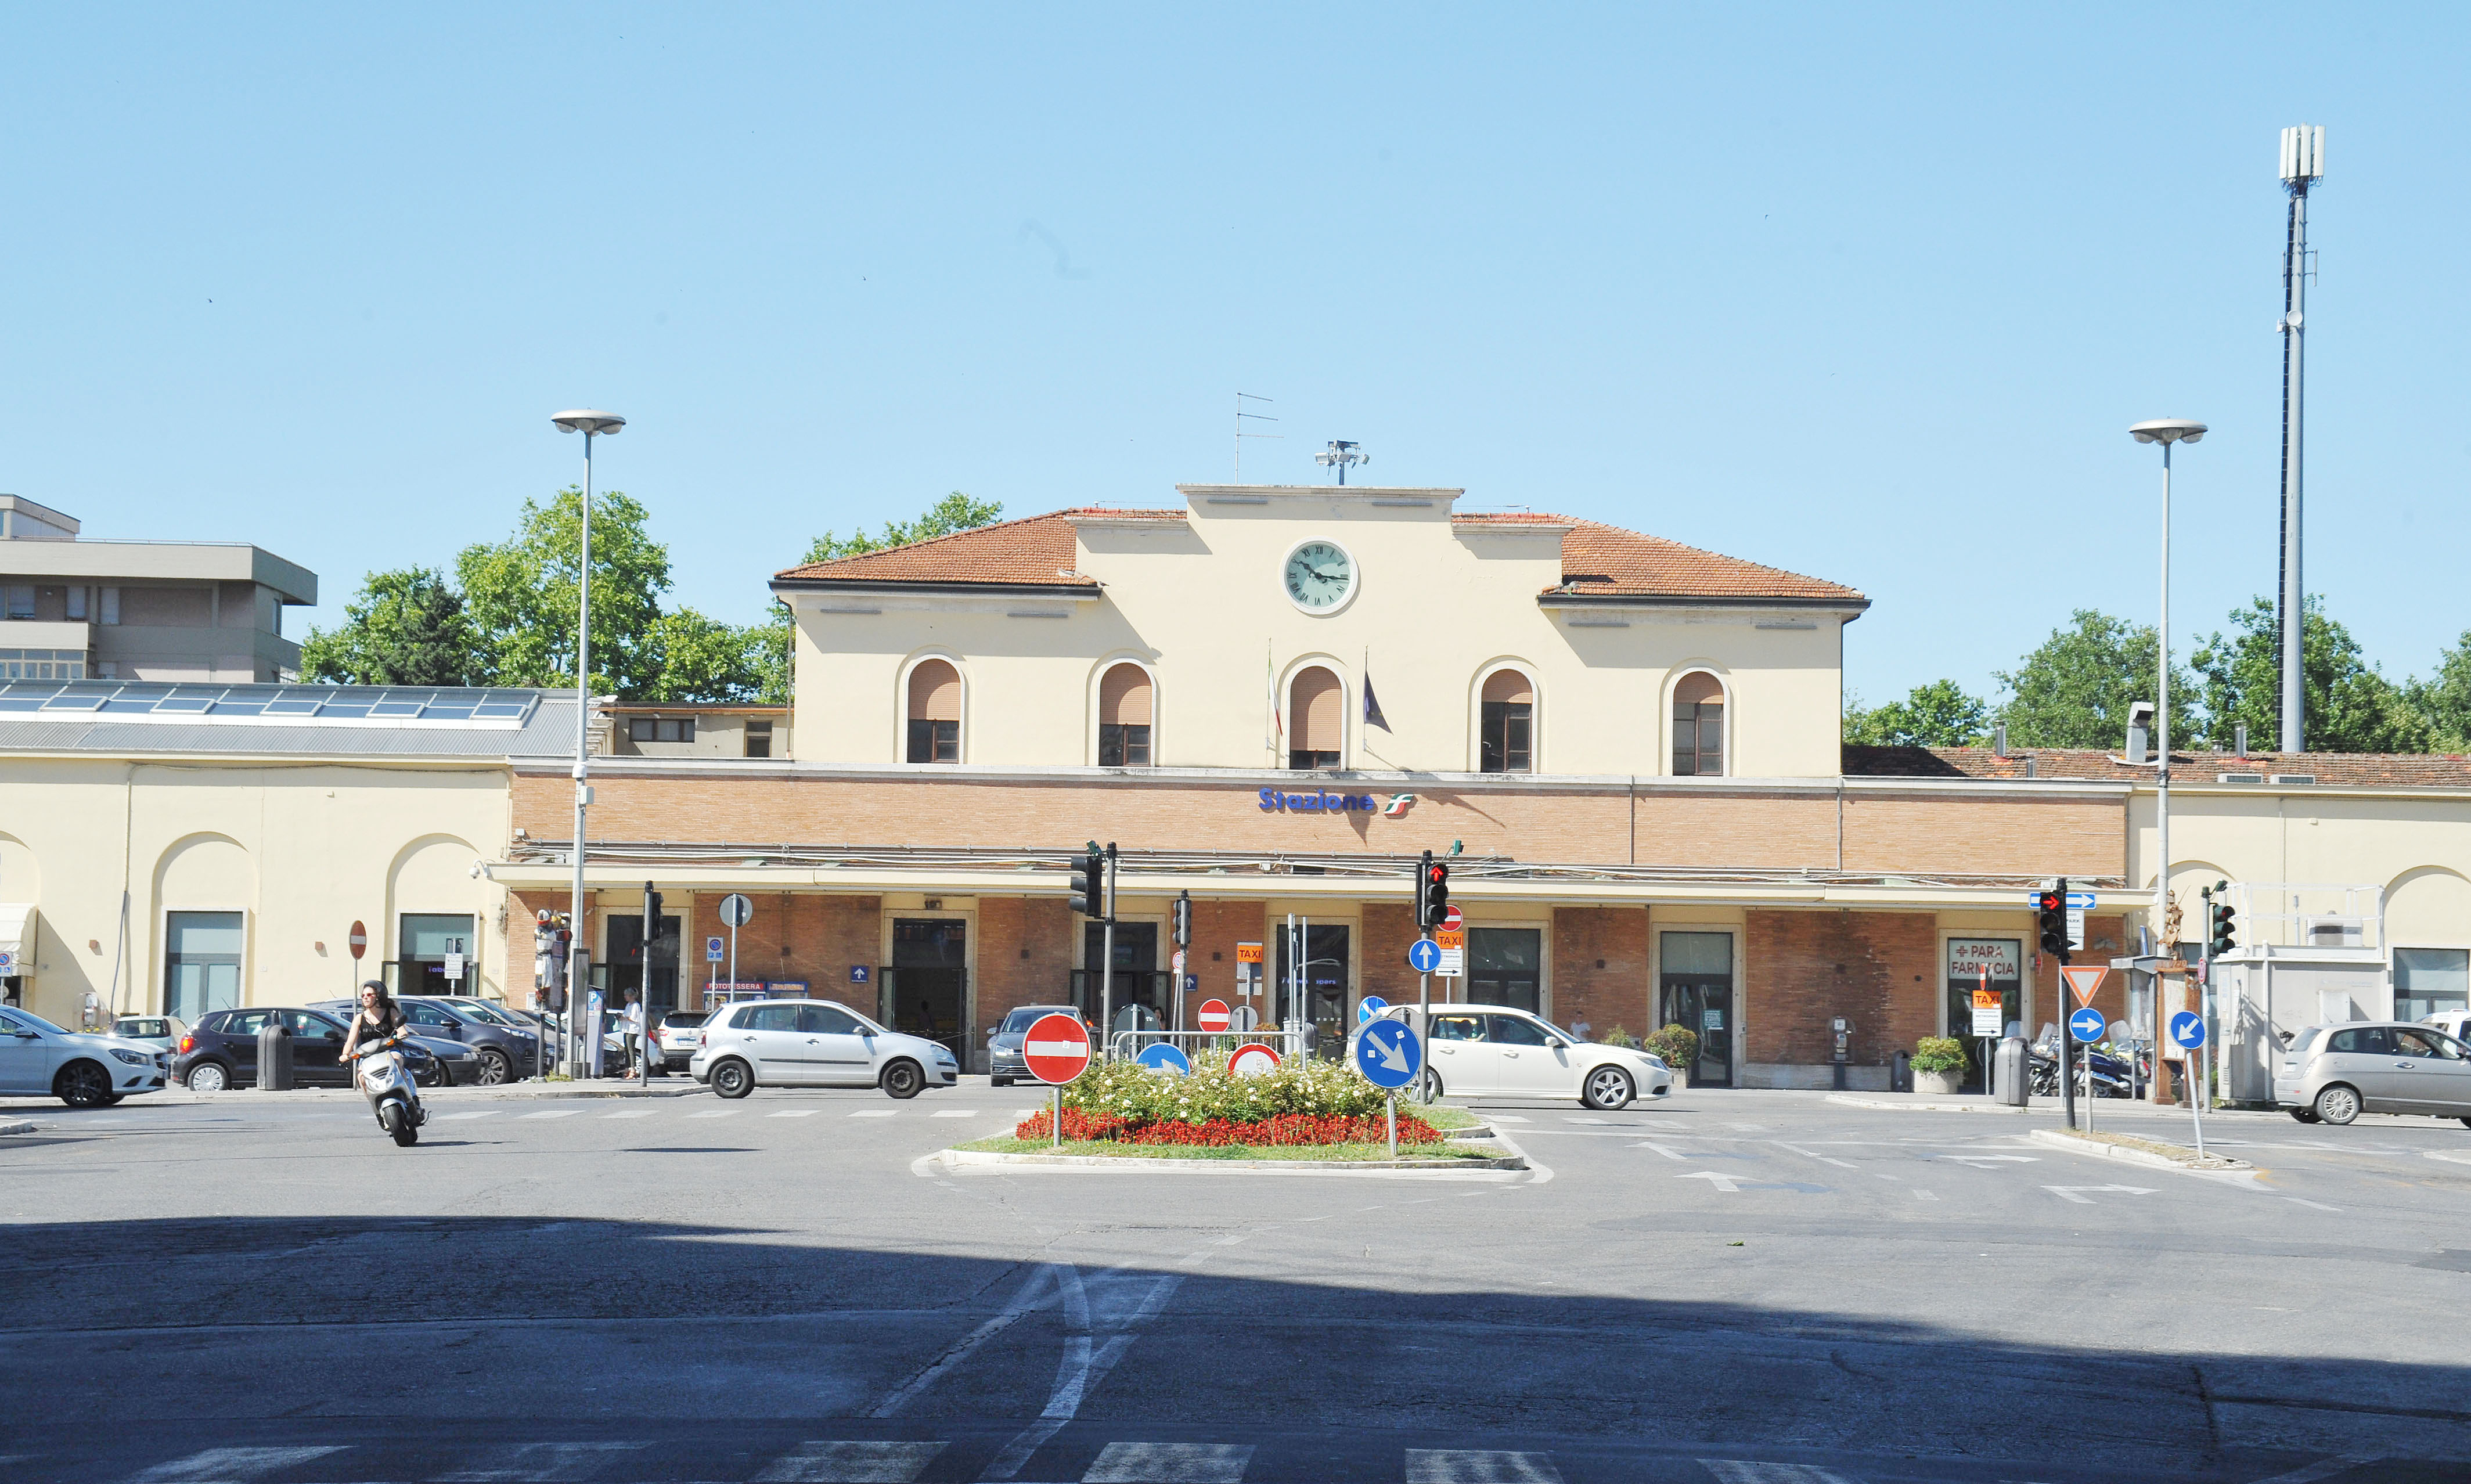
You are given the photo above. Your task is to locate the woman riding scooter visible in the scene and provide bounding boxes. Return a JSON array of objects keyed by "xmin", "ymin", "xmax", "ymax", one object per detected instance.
[
  {"xmin": 338, "ymin": 980, "xmax": 406, "ymax": 1060},
  {"xmin": 340, "ymin": 979, "xmax": 426, "ymax": 1146}
]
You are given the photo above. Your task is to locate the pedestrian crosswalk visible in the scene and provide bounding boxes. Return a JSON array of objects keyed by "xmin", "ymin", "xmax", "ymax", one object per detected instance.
[{"xmin": 105, "ymin": 1442, "xmax": 1889, "ymax": 1484}]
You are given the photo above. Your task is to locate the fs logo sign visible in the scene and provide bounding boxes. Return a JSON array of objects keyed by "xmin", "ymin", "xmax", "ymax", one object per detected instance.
[
  {"xmin": 1254, "ymin": 789, "xmax": 1419, "ymax": 817},
  {"xmin": 1382, "ymin": 794, "xmax": 1416, "ymax": 817}
]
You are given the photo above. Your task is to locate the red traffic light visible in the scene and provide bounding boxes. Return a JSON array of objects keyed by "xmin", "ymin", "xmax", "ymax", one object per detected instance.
[{"xmin": 2037, "ymin": 891, "xmax": 2063, "ymax": 913}]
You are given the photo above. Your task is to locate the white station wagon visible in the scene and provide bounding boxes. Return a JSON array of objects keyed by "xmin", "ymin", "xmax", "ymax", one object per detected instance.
[
  {"xmin": 690, "ymin": 998, "xmax": 958, "ymax": 1100},
  {"xmin": 1367, "ymin": 1002, "xmax": 1674, "ymax": 1110}
]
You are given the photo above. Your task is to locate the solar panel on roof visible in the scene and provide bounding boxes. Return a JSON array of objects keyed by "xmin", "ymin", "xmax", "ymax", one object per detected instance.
[
  {"xmin": 368, "ymin": 693, "xmax": 426, "ymax": 717},
  {"xmin": 39, "ymin": 693, "xmax": 106, "ymax": 711},
  {"xmin": 473, "ymin": 700, "xmax": 531, "ymax": 718},
  {"xmin": 263, "ymin": 693, "xmax": 324, "ymax": 715},
  {"xmin": 156, "ymin": 696, "xmax": 217, "ymax": 714}
]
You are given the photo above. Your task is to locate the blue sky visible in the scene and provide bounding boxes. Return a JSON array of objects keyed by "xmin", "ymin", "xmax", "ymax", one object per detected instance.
[{"xmin": 5, "ymin": 5, "xmax": 2466, "ymax": 708}]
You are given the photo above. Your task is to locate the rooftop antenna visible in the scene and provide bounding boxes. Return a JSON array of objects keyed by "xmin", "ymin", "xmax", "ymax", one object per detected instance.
[
  {"xmin": 1236, "ymin": 392, "xmax": 1280, "ymax": 478},
  {"xmin": 2277, "ymin": 124, "xmax": 2324, "ymax": 754},
  {"xmin": 1314, "ymin": 440, "xmax": 1368, "ymax": 485}
]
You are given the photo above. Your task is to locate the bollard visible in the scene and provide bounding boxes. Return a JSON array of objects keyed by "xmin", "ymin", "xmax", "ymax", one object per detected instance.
[{"xmin": 259, "ymin": 1018, "xmax": 295, "ymax": 1090}]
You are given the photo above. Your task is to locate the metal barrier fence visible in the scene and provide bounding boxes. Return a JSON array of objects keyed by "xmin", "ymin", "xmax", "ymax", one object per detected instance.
[{"xmin": 1107, "ymin": 1026, "xmax": 1310, "ymax": 1063}]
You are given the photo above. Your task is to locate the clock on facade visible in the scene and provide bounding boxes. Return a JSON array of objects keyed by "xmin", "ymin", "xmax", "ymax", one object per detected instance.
[{"xmin": 1283, "ymin": 540, "xmax": 1357, "ymax": 613}]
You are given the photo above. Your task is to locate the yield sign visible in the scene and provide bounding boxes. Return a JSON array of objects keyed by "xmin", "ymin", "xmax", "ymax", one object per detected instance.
[
  {"xmin": 2061, "ymin": 965, "xmax": 2108, "ymax": 1008},
  {"xmin": 1022, "ymin": 1013, "xmax": 1092, "ymax": 1085}
]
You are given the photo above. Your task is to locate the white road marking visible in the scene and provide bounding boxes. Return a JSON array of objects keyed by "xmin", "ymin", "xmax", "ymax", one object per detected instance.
[
  {"xmin": 1082, "ymin": 1442, "xmax": 1253, "ymax": 1483},
  {"xmin": 2242, "ymin": 1457, "xmax": 2380, "ymax": 1484},
  {"xmin": 131, "ymin": 1447, "xmax": 347, "ymax": 1482},
  {"xmin": 1774, "ymin": 1141, "xmax": 1857, "ymax": 1168},
  {"xmin": 1486, "ymin": 1114, "xmax": 1530, "ymax": 1123},
  {"xmin": 754, "ymin": 1440, "xmax": 949, "ymax": 1483},
  {"xmin": 1727, "ymin": 1122, "xmax": 1768, "ymax": 1131},
  {"xmin": 1565, "ymin": 1116, "xmax": 1611, "ymax": 1125},
  {"xmin": 932, "ymin": 1109, "xmax": 978, "ymax": 1118},
  {"xmin": 873, "ymin": 1266, "xmax": 1068, "ymax": 1418},
  {"xmin": 1936, "ymin": 1154, "xmax": 2037, "ymax": 1167},
  {"xmin": 689, "ymin": 1109, "xmax": 741, "ymax": 1119},
  {"xmin": 440, "ymin": 1111, "xmax": 500, "ymax": 1121},
  {"xmin": 769, "ymin": 1110, "xmax": 820, "ymax": 1118},
  {"xmin": 2285, "ymin": 1197, "xmax": 2342, "ymax": 1211},
  {"xmin": 2044, "ymin": 1184, "xmax": 2157, "ymax": 1204},
  {"xmin": 1699, "ymin": 1461, "xmax": 1858, "ymax": 1484},
  {"xmin": 850, "ymin": 1110, "xmax": 897, "ymax": 1118},
  {"xmin": 1914, "ymin": 1189, "xmax": 1939, "ymax": 1201},
  {"xmin": 603, "ymin": 1108, "xmax": 663, "ymax": 1118},
  {"xmin": 1677, "ymin": 1170, "xmax": 1740, "ymax": 1193},
  {"xmin": 434, "ymin": 1440, "xmax": 647, "ymax": 1480},
  {"xmin": 1634, "ymin": 1141, "xmax": 1688, "ymax": 1160},
  {"xmin": 1404, "ymin": 1449, "xmax": 1563, "ymax": 1484},
  {"xmin": 516, "ymin": 1110, "xmax": 581, "ymax": 1119}
]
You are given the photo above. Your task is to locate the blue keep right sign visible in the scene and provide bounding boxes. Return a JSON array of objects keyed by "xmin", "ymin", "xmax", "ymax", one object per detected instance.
[
  {"xmin": 1355, "ymin": 1019, "xmax": 1423, "ymax": 1090},
  {"xmin": 2169, "ymin": 1010, "xmax": 2207, "ymax": 1050},
  {"xmin": 2067, "ymin": 1007, "xmax": 2108, "ymax": 1043}
]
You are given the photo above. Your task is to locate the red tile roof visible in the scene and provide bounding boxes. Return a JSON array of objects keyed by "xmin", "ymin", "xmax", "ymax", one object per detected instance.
[
  {"xmin": 1846, "ymin": 744, "xmax": 2471, "ymax": 789},
  {"xmin": 776, "ymin": 505, "xmax": 1865, "ymax": 606}
]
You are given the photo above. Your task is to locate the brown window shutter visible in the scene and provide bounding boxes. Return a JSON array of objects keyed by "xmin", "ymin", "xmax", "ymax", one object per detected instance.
[
  {"xmin": 1099, "ymin": 663, "xmax": 1152, "ymax": 726},
  {"xmin": 1673, "ymin": 671, "xmax": 1724, "ymax": 708},
  {"xmin": 1291, "ymin": 667, "xmax": 1342, "ymax": 752},
  {"xmin": 1481, "ymin": 669, "xmax": 1535, "ymax": 706},
  {"xmin": 909, "ymin": 659, "xmax": 962, "ymax": 721}
]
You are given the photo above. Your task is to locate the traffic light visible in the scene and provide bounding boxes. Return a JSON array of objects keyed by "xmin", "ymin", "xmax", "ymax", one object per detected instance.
[
  {"xmin": 643, "ymin": 883, "xmax": 664, "ymax": 955},
  {"xmin": 1071, "ymin": 845, "xmax": 1106, "ymax": 918},
  {"xmin": 2209, "ymin": 898, "xmax": 2238, "ymax": 956},
  {"xmin": 1172, "ymin": 890, "xmax": 1192, "ymax": 948},
  {"xmin": 2037, "ymin": 879, "xmax": 2070, "ymax": 963},
  {"xmin": 1421, "ymin": 852, "xmax": 1451, "ymax": 928}
]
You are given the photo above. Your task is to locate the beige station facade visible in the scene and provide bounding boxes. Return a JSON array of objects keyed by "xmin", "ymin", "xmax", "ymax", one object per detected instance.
[{"xmin": 6, "ymin": 480, "xmax": 2470, "ymax": 1100}]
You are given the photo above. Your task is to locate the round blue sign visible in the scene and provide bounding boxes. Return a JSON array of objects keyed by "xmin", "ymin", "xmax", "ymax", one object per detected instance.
[
  {"xmin": 1406, "ymin": 938, "xmax": 1443, "ymax": 974},
  {"xmin": 1134, "ymin": 1043, "xmax": 1192, "ymax": 1077},
  {"xmin": 2067, "ymin": 1007, "xmax": 2108, "ymax": 1043},
  {"xmin": 2168, "ymin": 1010, "xmax": 2207, "ymax": 1050},
  {"xmin": 1354, "ymin": 1019, "xmax": 1422, "ymax": 1089},
  {"xmin": 1357, "ymin": 995, "xmax": 1389, "ymax": 1024}
]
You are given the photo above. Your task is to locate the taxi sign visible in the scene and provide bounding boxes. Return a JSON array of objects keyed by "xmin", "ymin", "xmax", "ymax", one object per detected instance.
[
  {"xmin": 1235, "ymin": 943, "xmax": 1263, "ymax": 964},
  {"xmin": 1022, "ymin": 1013, "xmax": 1093, "ymax": 1085},
  {"xmin": 1197, "ymin": 999, "xmax": 1231, "ymax": 1032}
]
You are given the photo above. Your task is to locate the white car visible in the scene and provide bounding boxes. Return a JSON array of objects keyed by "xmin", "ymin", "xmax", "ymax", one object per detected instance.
[
  {"xmin": 1368, "ymin": 1003, "xmax": 1673, "ymax": 1110},
  {"xmin": 0, "ymin": 1005, "xmax": 172, "ymax": 1107},
  {"xmin": 690, "ymin": 998, "xmax": 959, "ymax": 1100}
]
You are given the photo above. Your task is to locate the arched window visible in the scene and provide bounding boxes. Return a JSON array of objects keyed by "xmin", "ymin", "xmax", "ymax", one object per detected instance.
[
  {"xmin": 906, "ymin": 659, "xmax": 961, "ymax": 763},
  {"xmin": 1479, "ymin": 669, "xmax": 1535, "ymax": 774},
  {"xmin": 1672, "ymin": 671, "xmax": 1724, "ymax": 776},
  {"xmin": 1097, "ymin": 663, "xmax": 1154, "ymax": 767},
  {"xmin": 1288, "ymin": 667, "xmax": 1343, "ymax": 770}
]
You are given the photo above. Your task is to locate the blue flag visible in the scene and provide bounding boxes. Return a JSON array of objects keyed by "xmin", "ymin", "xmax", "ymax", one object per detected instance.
[{"xmin": 1364, "ymin": 672, "xmax": 1391, "ymax": 732}]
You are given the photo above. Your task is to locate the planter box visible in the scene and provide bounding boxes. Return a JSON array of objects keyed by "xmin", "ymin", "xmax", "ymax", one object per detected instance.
[{"xmin": 1914, "ymin": 1068, "xmax": 1963, "ymax": 1096}]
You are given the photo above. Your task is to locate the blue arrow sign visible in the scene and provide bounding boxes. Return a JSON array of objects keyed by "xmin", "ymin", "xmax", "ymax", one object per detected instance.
[
  {"xmin": 1357, "ymin": 995, "xmax": 1389, "ymax": 1024},
  {"xmin": 1406, "ymin": 938, "xmax": 1443, "ymax": 973},
  {"xmin": 2068, "ymin": 1007, "xmax": 2108, "ymax": 1043},
  {"xmin": 2168, "ymin": 1010, "xmax": 2207, "ymax": 1050},
  {"xmin": 1135, "ymin": 1043, "xmax": 1192, "ymax": 1076},
  {"xmin": 1355, "ymin": 1019, "xmax": 1422, "ymax": 1089}
]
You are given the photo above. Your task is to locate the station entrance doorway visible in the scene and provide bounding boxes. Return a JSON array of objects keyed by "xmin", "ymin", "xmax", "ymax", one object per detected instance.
[
  {"xmin": 1658, "ymin": 931, "xmax": 1734, "ymax": 1087},
  {"xmin": 1944, "ymin": 937, "xmax": 2022, "ymax": 1094},
  {"xmin": 887, "ymin": 919, "xmax": 967, "ymax": 1060}
]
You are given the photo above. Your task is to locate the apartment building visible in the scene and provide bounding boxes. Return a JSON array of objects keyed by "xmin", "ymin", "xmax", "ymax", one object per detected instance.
[{"xmin": 0, "ymin": 494, "xmax": 318, "ymax": 683}]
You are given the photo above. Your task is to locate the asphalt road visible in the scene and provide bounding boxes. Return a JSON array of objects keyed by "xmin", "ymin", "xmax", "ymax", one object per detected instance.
[{"xmin": 5, "ymin": 1080, "xmax": 2469, "ymax": 1484}]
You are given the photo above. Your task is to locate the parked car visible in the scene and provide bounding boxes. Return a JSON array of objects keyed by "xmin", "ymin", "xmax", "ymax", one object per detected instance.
[
  {"xmin": 308, "ymin": 996, "xmax": 537, "ymax": 1085},
  {"xmin": 988, "ymin": 1004, "xmax": 1086, "ymax": 1086},
  {"xmin": 110, "ymin": 1016, "xmax": 188, "ymax": 1053},
  {"xmin": 691, "ymin": 998, "xmax": 958, "ymax": 1099},
  {"xmin": 1367, "ymin": 1003, "xmax": 1674, "ymax": 1110},
  {"xmin": 2423, "ymin": 1010, "xmax": 2471, "ymax": 1046},
  {"xmin": 2276, "ymin": 1021, "xmax": 2471, "ymax": 1126},
  {"xmin": 0, "ymin": 1005, "xmax": 170, "ymax": 1106},
  {"xmin": 653, "ymin": 1010, "xmax": 706, "ymax": 1071},
  {"xmin": 174, "ymin": 1007, "xmax": 471, "ymax": 1091}
]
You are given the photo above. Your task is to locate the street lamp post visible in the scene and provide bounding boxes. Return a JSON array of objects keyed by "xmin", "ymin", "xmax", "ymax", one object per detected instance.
[
  {"xmin": 2130, "ymin": 417, "xmax": 2204, "ymax": 1100},
  {"xmin": 552, "ymin": 410, "xmax": 624, "ymax": 1078}
]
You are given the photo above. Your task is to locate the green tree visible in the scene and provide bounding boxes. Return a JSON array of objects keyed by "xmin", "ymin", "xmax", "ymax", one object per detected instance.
[
  {"xmin": 2407, "ymin": 632, "xmax": 2471, "ymax": 749},
  {"xmin": 801, "ymin": 491, "xmax": 1003, "ymax": 564},
  {"xmin": 456, "ymin": 487, "xmax": 671, "ymax": 696},
  {"xmin": 1995, "ymin": 609, "xmax": 2194, "ymax": 750},
  {"xmin": 297, "ymin": 567, "xmax": 479, "ymax": 686},
  {"xmin": 639, "ymin": 608, "xmax": 768, "ymax": 704},
  {"xmin": 2192, "ymin": 595, "xmax": 2433, "ymax": 754},
  {"xmin": 1843, "ymin": 679, "xmax": 1990, "ymax": 747}
]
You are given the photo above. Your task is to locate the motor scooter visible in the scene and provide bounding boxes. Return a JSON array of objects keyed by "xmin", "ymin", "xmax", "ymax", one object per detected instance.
[{"xmin": 347, "ymin": 1033, "xmax": 426, "ymax": 1147}]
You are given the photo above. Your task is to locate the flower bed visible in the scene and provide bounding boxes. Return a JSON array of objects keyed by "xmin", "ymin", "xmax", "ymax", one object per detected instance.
[{"xmin": 1014, "ymin": 1107, "xmax": 1443, "ymax": 1147}]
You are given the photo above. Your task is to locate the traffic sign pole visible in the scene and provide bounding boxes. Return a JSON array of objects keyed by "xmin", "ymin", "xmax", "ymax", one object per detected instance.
[{"xmin": 1417, "ymin": 970, "xmax": 1430, "ymax": 1104}]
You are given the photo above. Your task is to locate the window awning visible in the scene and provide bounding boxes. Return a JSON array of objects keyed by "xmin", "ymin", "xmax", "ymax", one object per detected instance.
[{"xmin": 0, "ymin": 903, "xmax": 35, "ymax": 975}]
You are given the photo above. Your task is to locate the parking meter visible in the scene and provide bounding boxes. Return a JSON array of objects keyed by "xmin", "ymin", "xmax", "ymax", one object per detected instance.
[{"xmin": 1829, "ymin": 1017, "xmax": 1853, "ymax": 1064}]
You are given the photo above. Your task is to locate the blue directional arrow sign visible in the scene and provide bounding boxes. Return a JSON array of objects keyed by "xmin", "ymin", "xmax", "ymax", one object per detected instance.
[
  {"xmin": 1355, "ymin": 1019, "xmax": 1422, "ymax": 1089},
  {"xmin": 2067, "ymin": 1007, "xmax": 2108, "ymax": 1043},
  {"xmin": 1135, "ymin": 1043, "xmax": 1192, "ymax": 1076},
  {"xmin": 1406, "ymin": 938, "xmax": 1443, "ymax": 974},
  {"xmin": 1357, "ymin": 995, "xmax": 1389, "ymax": 1024},
  {"xmin": 2168, "ymin": 1010, "xmax": 2207, "ymax": 1050}
]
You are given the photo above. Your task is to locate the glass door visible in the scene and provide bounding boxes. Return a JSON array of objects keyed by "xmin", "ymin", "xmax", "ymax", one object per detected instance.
[
  {"xmin": 1468, "ymin": 928, "xmax": 1542, "ymax": 1014},
  {"xmin": 1944, "ymin": 937, "xmax": 2022, "ymax": 1095},
  {"xmin": 399, "ymin": 913, "xmax": 478, "ymax": 997},
  {"xmin": 1658, "ymin": 931, "xmax": 1733, "ymax": 1087},
  {"xmin": 891, "ymin": 919, "xmax": 967, "ymax": 1057},
  {"xmin": 165, "ymin": 912, "xmax": 244, "ymax": 1023},
  {"xmin": 1276, "ymin": 924, "xmax": 1352, "ymax": 1058}
]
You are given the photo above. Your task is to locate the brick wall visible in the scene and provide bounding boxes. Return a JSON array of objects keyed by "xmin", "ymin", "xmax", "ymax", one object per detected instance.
[
  {"xmin": 1359, "ymin": 902, "xmax": 1420, "ymax": 1011},
  {"xmin": 1551, "ymin": 907, "xmax": 1653, "ymax": 1036},
  {"xmin": 1744, "ymin": 909, "xmax": 1938, "ymax": 1069},
  {"xmin": 978, "ymin": 896, "xmax": 1076, "ymax": 1033}
]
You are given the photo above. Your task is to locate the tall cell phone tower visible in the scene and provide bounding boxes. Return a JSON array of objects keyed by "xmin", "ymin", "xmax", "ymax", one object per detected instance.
[{"xmin": 2276, "ymin": 124, "xmax": 2324, "ymax": 755}]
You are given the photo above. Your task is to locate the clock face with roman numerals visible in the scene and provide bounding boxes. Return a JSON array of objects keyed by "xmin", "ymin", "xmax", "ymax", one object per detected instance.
[{"xmin": 1283, "ymin": 540, "xmax": 1356, "ymax": 613}]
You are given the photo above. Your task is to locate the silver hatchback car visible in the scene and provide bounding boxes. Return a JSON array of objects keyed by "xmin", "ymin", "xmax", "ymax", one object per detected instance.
[{"xmin": 2275, "ymin": 1021, "xmax": 2471, "ymax": 1127}]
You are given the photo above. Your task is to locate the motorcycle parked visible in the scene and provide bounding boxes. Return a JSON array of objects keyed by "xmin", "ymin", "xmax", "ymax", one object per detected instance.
[{"xmin": 347, "ymin": 1033, "xmax": 426, "ymax": 1147}]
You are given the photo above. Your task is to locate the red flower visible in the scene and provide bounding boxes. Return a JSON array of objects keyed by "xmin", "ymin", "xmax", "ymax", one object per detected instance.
[{"xmin": 1013, "ymin": 1109, "xmax": 1444, "ymax": 1148}]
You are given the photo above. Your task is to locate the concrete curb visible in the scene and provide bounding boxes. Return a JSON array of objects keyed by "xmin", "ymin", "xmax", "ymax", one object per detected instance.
[
  {"xmin": 936, "ymin": 1146, "xmax": 1529, "ymax": 1175},
  {"xmin": 2028, "ymin": 1126, "xmax": 2253, "ymax": 1172},
  {"xmin": 0, "ymin": 1118, "xmax": 35, "ymax": 1136},
  {"xmin": 1825, "ymin": 1094, "xmax": 2030, "ymax": 1115}
]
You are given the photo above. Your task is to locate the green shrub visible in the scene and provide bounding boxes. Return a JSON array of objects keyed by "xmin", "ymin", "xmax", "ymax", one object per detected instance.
[
  {"xmin": 1640, "ymin": 1022, "xmax": 1698, "ymax": 1068},
  {"xmin": 1058, "ymin": 1050, "xmax": 1396, "ymax": 1124},
  {"xmin": 1910, "ymin": 1036, "xmax": 1969, "ymax": 1074},
  {"xmin": 1597, "ymin": 1024, "xmax": 1641, "ymax": 1050}
]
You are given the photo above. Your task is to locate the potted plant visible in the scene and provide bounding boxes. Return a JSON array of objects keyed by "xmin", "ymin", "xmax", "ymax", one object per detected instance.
[
  {"xmin": 1640, "ymin": 1023, "xmax": 1699, "ymax": 1089},
  {"xmin": 1910, "ymin": 1036, "xmax": 1968, "ymax": 1095}
]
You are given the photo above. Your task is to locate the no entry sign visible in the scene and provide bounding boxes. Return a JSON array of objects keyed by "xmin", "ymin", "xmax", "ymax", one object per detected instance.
[
  {"xmin": 1228, "ymin": 1042, "xmax": 1281, "ymax": 1077},
  {"xmin": 1197, "ymin": 999, "xmax": 1231, "ymax": 1032},
  {"xmin": 1022, "ymin": 1013, "xmax": 1093, "ymax": 1085}
]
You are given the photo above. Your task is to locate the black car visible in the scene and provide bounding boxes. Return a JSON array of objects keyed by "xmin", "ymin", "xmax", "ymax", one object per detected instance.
[
  {"xmin": 309, "ymin": 995, "xmax": 539, "ymax": 1084},
  {"xmin": 172, "ymin": 1007, "xmax": 464, "ymax": 1092}
]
